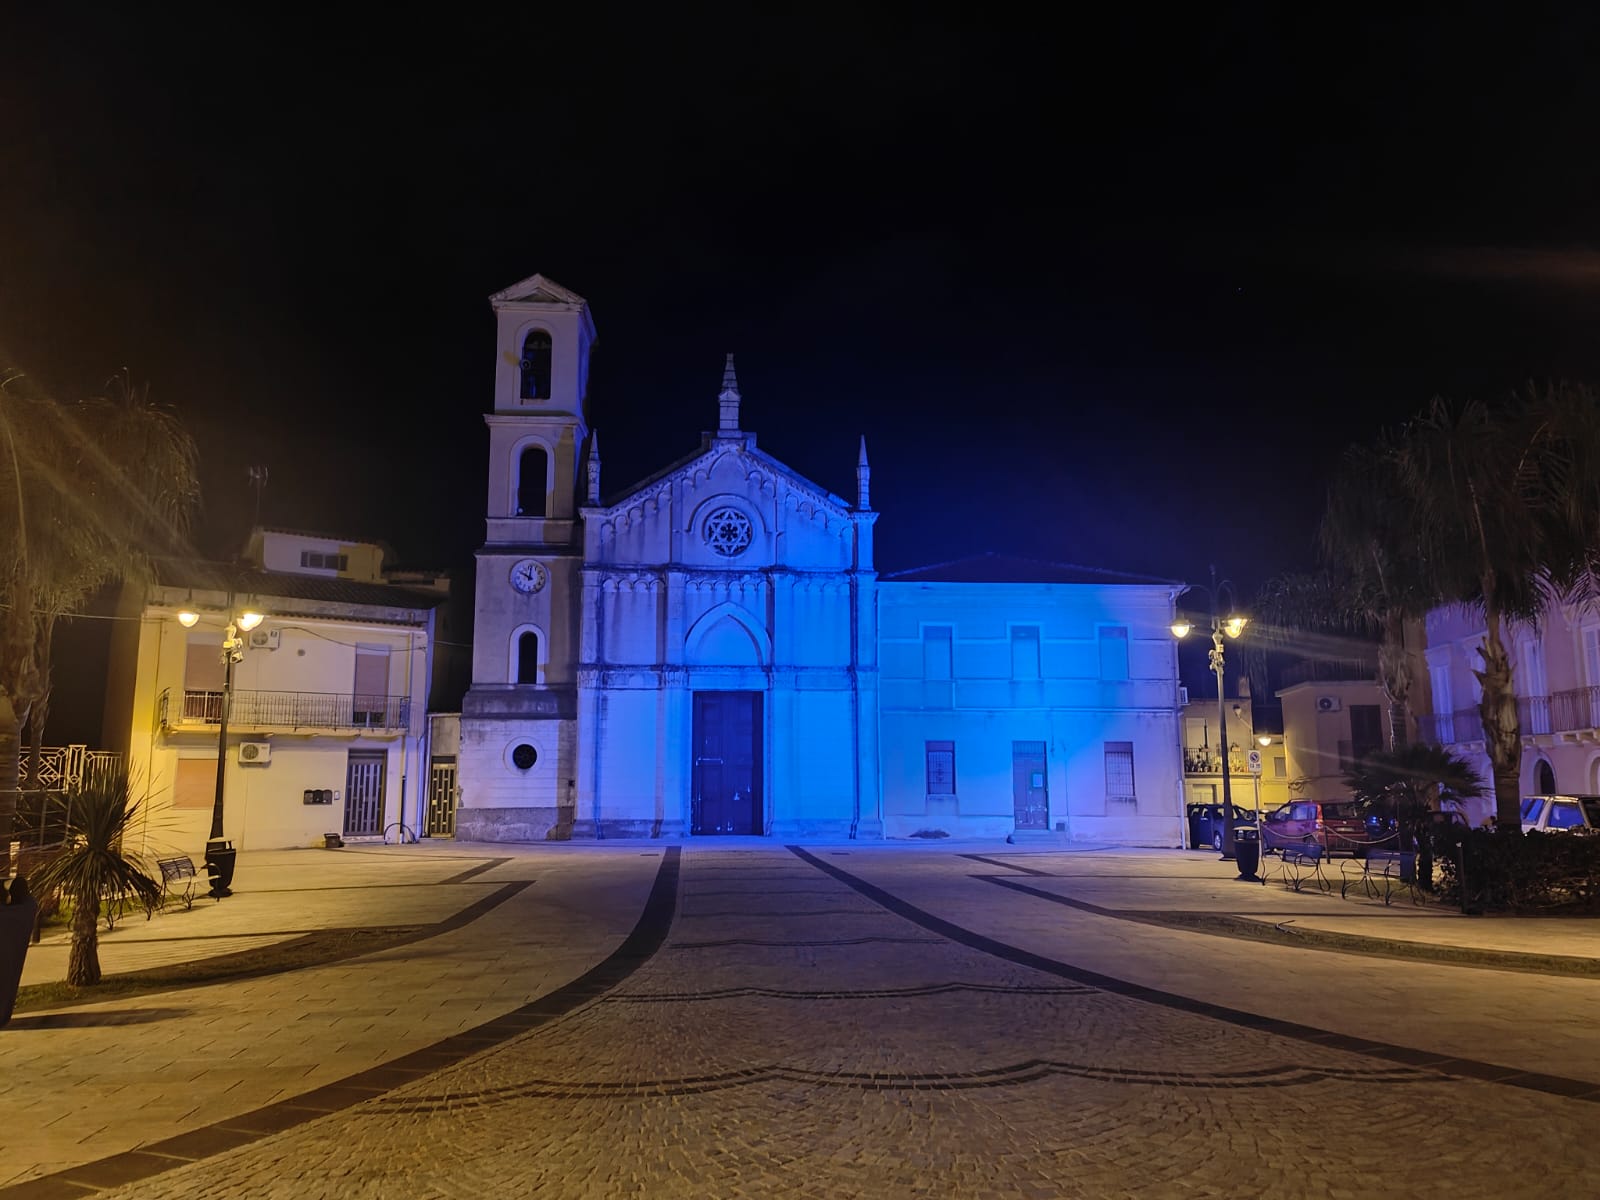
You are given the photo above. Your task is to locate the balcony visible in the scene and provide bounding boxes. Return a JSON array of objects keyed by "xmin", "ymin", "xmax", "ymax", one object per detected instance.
[
  {"xmin": 159, "ymin": 688, "xmax": 412, "ymax": 734},
  {"xmin": 1419, "ymin": 687, "xmax": 1600, "ymax": 745}
]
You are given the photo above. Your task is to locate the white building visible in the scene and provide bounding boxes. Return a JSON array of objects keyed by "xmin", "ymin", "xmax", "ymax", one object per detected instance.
[
  {"xmin": 104, "ymin": 529, "xmax": 446, "ymax": 854},
  {"xmin": 456, "ymin": 274, "xmax": 1186, "ymax": 844},
  {"xmin": 1419, "ymin": 600, "xmax": 1600, "ymax": 825}
]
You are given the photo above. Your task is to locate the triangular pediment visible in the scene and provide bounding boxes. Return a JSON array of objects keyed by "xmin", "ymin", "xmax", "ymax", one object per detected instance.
[
  {"xmin": 595, "ymin": 439, "xmax": 851, "ymax": 519},
  {"xmin": 488, "ymin": 273, "xmax": 588, "ymax": 309}
]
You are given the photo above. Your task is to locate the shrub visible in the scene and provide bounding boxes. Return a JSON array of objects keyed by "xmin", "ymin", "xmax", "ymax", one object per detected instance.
[{"xmin": 1431, "ymin": 826, "xmax": 1600, "ymax": 913}]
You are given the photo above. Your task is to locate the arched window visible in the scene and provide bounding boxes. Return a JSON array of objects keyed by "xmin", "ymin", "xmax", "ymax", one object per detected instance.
[
  {"xmin": 517, "ymin": 631, "xmax": 539, "ymax": 684},
  {"xmin": 1536, "ymin": 758, "xmax": 1556, "ymax": 794},
  {"xmin": 519, "ymin": 330, "xmax": 553, "ymax": 400},
  {"xmin": 517, "ymin": 446, "xmax": 548, "ymax": 517}
]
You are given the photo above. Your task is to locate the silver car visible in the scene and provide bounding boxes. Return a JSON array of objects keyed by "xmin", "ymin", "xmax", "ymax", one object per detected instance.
[{"xmin": 1519, "ymin": 795, "xmax": 1600, "ymax": 833}]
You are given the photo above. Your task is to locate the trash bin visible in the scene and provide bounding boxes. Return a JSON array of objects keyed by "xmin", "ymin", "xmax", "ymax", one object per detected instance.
[
  {"xmin": 203, "ymin": 839, "xmax": 237, "ymax": 898},
  {"xmin": 1233, "ymin": 826, "xmax": 1261, "ymax": 881}
]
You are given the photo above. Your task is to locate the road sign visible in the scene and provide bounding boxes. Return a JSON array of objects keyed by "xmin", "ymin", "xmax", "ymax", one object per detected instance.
[{"xmin": 1247, "ymin": 749, "xmax": 1263, "ymax": 775}]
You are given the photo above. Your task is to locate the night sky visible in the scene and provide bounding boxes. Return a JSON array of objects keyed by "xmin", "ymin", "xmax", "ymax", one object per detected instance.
[{"xmin": 7, "ymin": 9, "xmax": 1600, "ymax": 735}]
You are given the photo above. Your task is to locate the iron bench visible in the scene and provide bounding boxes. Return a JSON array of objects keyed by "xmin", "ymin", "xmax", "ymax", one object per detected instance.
[
  {"xmin": 1341, "ymin": 849, "xmax": 1420, "ymax": 905},
  {"xmin": 157, "ymin": 856, "xmax": 216, "ymax": 910},
  {"xmin": 1270, "ymin": 843, "xmax": 1329, "ymax": 893}
]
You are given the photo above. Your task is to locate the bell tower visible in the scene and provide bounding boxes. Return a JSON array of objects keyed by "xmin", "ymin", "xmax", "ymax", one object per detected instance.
[{"xmin": 481, "ymin": 274, "xmax": 596, "ymax": 544}]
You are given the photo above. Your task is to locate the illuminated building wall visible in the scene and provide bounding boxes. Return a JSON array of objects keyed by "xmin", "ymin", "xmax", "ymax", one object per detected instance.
[{"xmin": 457, "ymin": 275, "xmax": 1185, "ymax": 844}]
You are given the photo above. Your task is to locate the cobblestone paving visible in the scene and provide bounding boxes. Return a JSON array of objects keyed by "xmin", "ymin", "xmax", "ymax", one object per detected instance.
[{"xmin": 97, "ymin": 849, "xmax": 1598, "ymax": 1199}]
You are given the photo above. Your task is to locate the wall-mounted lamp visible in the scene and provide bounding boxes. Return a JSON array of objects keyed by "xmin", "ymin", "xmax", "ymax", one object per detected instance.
[{"xmin": 177, "ymin": 611, "xmax": 200, "ymax": 627}]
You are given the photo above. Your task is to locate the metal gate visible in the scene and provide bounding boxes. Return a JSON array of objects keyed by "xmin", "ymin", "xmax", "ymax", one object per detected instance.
[
  {"xmin": 426, "ymin": 757, "xmax": 457, "ymax": 838},
  {"xmin": 343, "ymin": 751, "xmax": 386, "ymax": 836}
]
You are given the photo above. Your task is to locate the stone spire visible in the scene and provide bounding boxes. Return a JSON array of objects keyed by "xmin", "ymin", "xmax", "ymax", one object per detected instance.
[
  {"xmin": 586, "ymin": 431, "xmax": 602, "ymax": 505},
  {"xmin": 856, "ymin": 436, "xmax": 871, "ymax": 511},
  {"xmin": 717, "ymin": 353, "xmax": 741, "ymax": 434}
]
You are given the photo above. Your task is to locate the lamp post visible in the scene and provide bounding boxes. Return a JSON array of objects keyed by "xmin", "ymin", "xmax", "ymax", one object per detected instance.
[
  {"xmin": 1171, "ymin": 564, "xmax": 1253, "ymax": 878},
  {"xmin": 177, "ymin": 598, "xmax": 263, "ymax": 897}
]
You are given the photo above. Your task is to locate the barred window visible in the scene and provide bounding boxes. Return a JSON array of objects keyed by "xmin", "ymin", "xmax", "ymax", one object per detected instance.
[
  {"xmin": 926, "ymin": 740, "xmax": 956, "ymax": 795},
  {"xmin": 1104, "ymin": 741, "xmax": 1136, "ymax": 808}
]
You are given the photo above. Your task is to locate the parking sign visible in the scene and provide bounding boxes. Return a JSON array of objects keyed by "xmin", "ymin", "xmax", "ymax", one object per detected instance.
[{"xmin": 1247, "ymin": 749, "xmax": 1263, "ymax": 775}]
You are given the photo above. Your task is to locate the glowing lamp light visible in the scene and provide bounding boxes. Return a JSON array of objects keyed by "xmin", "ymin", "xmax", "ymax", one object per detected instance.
[
  {"xmin": 1223, "ymin": 616, "xmax": 1248, "ymax": 639},
  {"xmin": 237, "ymin": 611, "xmax": 265, "ymax": 632},
  {"xmin": 1170, "ymin": 619, "xmax": 1193, "ymax": 639},
  {"xmin": 1258, "ymin": 735, "xmax": 1272, "ymax": 747},
  {"xmin": 177, "ymin": 611, "xmax": 200, "ymax": 627}
]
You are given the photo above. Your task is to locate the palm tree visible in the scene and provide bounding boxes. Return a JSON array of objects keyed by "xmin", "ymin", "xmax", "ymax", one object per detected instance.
[
  {"xmin": 1323, "ymin": 386, "xmax": 1600, "ymax": 832},
  {"xmin": 0, "ymin": 370, "xmax": 199, "ymax": 876},
  {"xmin": 1343, "ymin": 744, "xmax": 1485, "ymax": 888},
  {"xmin": 28, "ymin": 772, "xmax": 163, "ymax": 986}
]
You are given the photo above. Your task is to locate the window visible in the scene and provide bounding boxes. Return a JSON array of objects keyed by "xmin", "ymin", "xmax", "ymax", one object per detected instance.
[
  {"xmin": 1098, "ymin": 626, "xmax": 1129, "ymax": 680},
  {"xmin": 925, "ymin": 740, "xmax": 955, "ymax": 795},
  {"xmin": 173, "ymin": 758, "xmax": 217, "ymax": 810},
  {"xmin": 300, "ymin": 551, "xmax": 348, "ymax": 571},
  {"xmin": 1535, "ymin": 759, "xmax": 1556, "ymax": 793},
  {"xmin": 1519, "ymin": 637, "xmax": 1547, "ymax": 699},
  {"xmin": 517, "ymin": 631, "xmax": 539, "ymax": 684},
  {"xmin": 1104, "ymin": 741, "xmax": 1136, "ymax": 808},
  {"xmin": 1273, "ymin": 755, "xmax": 1287, "ymax": 778},
  {"xmin": 1350, "ymin": 704, "xmax": 1383, "ymax": 762},
  {"xmin": 182, "ymin": 637, "xmax": 225, "ymax": 722},
  {"xmin": 922, "ymin": 626, "xmax": 952, "ymax": 681},
  {"xmin": 517, "ymin": 446, "xmax": 549, "ymax": 517},
  {"xmin": 519, "ymin": 329, "xmax": 553, "ymax": 400},
  {"xmin": 1011, "ymin": 626, "xmax": 1041, "ymax": 680},
  {"xmin": 353, "ymin": 645, "xmax": 390, "ymax": 726}
]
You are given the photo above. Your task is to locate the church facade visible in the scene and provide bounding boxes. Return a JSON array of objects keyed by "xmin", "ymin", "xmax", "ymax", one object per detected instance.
[{"xmin": 456, "ymin": 275, "xmax": 1187, "ymax": 845}]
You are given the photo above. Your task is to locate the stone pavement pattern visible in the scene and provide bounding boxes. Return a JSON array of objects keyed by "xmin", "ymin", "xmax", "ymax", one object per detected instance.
[{"xmin": 68, "ymin": 846, "xmax": 1599, "ymax": 1199}]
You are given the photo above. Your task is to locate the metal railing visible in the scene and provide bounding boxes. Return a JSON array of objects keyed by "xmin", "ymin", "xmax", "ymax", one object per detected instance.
[
  {"xmin": 159, "ymin": 688, "xmax": 412, "ymax": 732},
  {"xmin": 11, "ymin": 745, "xmax": 124, "ymax": 853}
]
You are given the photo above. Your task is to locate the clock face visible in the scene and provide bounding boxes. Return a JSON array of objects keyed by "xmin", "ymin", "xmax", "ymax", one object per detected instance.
[{"xmin": 510, "ymin": 559, "xmax": 548, "ymax": 594}]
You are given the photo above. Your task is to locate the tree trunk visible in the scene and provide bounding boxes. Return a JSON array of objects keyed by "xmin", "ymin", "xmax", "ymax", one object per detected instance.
[
  {"xmin": 66, "ymin": 887, "xmax": 101, "ymax": 987},
  {"xmin": 1477, "ymin": 612, "xmax": 1523, "ymax": 832},
  {"xmin": 0, "ymin": 691, "xmax": 18, "ymax": 878}
]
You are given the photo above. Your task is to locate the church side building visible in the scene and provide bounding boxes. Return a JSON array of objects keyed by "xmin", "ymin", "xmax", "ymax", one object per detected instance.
[{"xmin": 456, "ymin": 274, "xmax": 1185, "ymax": 844}]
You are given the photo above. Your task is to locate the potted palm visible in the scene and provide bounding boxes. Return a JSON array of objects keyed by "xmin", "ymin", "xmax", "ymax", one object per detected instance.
[
  {"xmin": 0, "ymin": 873, "xmax": 36, "ymax": 1026},
  {"xmin": 28, "ymin": 772, "xmax": 162, "ymax": 988}
]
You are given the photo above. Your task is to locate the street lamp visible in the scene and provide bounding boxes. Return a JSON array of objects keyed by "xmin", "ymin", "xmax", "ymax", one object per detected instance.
[
  {"xmin": 176, "ymin": 599, "xmax": 263, "ymax": 897},
  {"xmin": 1172, "ymin": 564, "xmax": 1254, "ymax": 879}
]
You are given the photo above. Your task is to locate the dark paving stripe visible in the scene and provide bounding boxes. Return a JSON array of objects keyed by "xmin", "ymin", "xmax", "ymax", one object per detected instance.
[
  {"xmin": 0, "ymin": 848, "xmax": 681, "ymax": 1199},
  {"xmin": 789, "ymin": 845, "xmax": 1600, "ymax": 1107},
  {"xmin": 959, "ymin": 853, "xmax": 1056, "ymax": 876},
  {"xmin": 437, "ymin": 857, "xmax": 513, "ymax": 885}
]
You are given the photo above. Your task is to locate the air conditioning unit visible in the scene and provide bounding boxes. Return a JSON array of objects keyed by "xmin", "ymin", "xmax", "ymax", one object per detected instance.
[
  {"xmin": 1178, "ymin": 685, "xmax": 1190, "ymax": 706},
  {"xmin": 238, "ymin": 741, "xmax": 272, "ymax": 765},
  {"xmin": 1315, "ymin": 695, "xmax": 1343, "ymax": 713},
  {"xmin": 248, "ymin": 629, "xmax": 281, "ymax": 651}
]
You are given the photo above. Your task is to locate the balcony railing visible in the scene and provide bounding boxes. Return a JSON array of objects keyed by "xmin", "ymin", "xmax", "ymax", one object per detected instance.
[
  {"xmin": 1416, "ymin": 708, "xmax": 1485, "ymax": 745},
  {"xmin": 159, "ymin": 688, "xmax": 411, "ymax": 733},
  {"xmin": 1419, "ymin": 687, "xmax": 1600, "ymax": 745}
]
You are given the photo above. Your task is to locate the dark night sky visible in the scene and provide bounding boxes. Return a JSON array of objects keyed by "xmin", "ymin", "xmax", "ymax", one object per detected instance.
[{"xmin": 7, "ymin": 8, "xmax": 1600, "ymax": 735}]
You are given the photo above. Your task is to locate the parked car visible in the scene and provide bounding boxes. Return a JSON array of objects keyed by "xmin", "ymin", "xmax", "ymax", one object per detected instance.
[
  {"xmin": 1185, "ymin": 802, "xmax": 1259, "ymax": 852},
  {"xmin": 1261, "ymin": 800, "xmax": 1368, "ymax": 855},
  {"xmin": 1519, "ymin": 795, "xmax": 1600, "ymax": 834}
]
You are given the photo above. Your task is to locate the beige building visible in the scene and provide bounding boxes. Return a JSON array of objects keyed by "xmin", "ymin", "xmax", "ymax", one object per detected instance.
[{"xmin": 103, "ymin": 529, "xmax": 447, "ymax": 855}]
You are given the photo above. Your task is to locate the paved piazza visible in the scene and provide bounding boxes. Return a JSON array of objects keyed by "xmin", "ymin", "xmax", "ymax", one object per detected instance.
[{"xmin": 27, "ymin": 845, "xmax": 1587, "ymax": 1199}]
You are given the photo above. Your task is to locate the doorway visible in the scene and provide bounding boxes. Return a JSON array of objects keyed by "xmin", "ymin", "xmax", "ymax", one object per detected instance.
[
  {"xmin": 344, "ymin": 750, "xmax": 386, "ymax": 836},
  {"xmin": 692, "ymin": 691, "xmax": 762, "ymax": 835},
  {"xmin": 1012, "ymin": 741, "xmax": 1049, "ymax": 830}
]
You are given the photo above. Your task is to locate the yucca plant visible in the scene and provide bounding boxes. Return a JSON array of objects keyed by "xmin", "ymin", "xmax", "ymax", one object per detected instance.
[{"xmin": 29, "ymin": 772, "xmax": 162, "ymax": 986}]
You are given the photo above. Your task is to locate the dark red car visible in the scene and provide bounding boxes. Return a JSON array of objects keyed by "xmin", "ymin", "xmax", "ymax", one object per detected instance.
[{"xmin": 1261, "ymin": 800, "xmax": 1368, "ymax": 855}]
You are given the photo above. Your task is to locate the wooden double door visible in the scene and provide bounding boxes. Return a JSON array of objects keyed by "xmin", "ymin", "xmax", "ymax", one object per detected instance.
[{"xmin": 692, "ymin": 691, "xmax": 762, "ymax": 835}]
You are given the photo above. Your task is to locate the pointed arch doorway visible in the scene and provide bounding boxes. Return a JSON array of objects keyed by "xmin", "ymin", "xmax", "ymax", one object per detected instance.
[{"xmin": 692, "ymin": 691, "xmax": 763, "ymax": 835}]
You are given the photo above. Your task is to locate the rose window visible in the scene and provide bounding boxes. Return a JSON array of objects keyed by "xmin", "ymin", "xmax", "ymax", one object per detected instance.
[{"xmin": 703, "ymin": 506, "xmax": 753, "ymax": 556}]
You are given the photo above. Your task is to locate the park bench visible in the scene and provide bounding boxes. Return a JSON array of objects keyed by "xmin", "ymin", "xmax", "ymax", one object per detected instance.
[
  {"xmin": 157, "ymin": 855, "xmax": 216, "ymax": 911},
  {"xmin": 1341, "ymin": 849, "xmax": 1421, "ymax": 906},
  {"xmin": 1269, "ymin": 843, "xmax": 1329, "ymax": 893}
]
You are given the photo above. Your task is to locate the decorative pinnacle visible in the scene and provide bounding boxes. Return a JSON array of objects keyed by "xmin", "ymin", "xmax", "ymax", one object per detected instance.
[
  {"xmin": 586, "ymin": 431, "xmax": 602, "ymax": 504},
  {"xmin": 856, "ymin": 436, "xmax": 872, "ymax": 511},
  {"xmin": 718, "ymin": 353, "xmax": 741, "ymax": 434}
]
